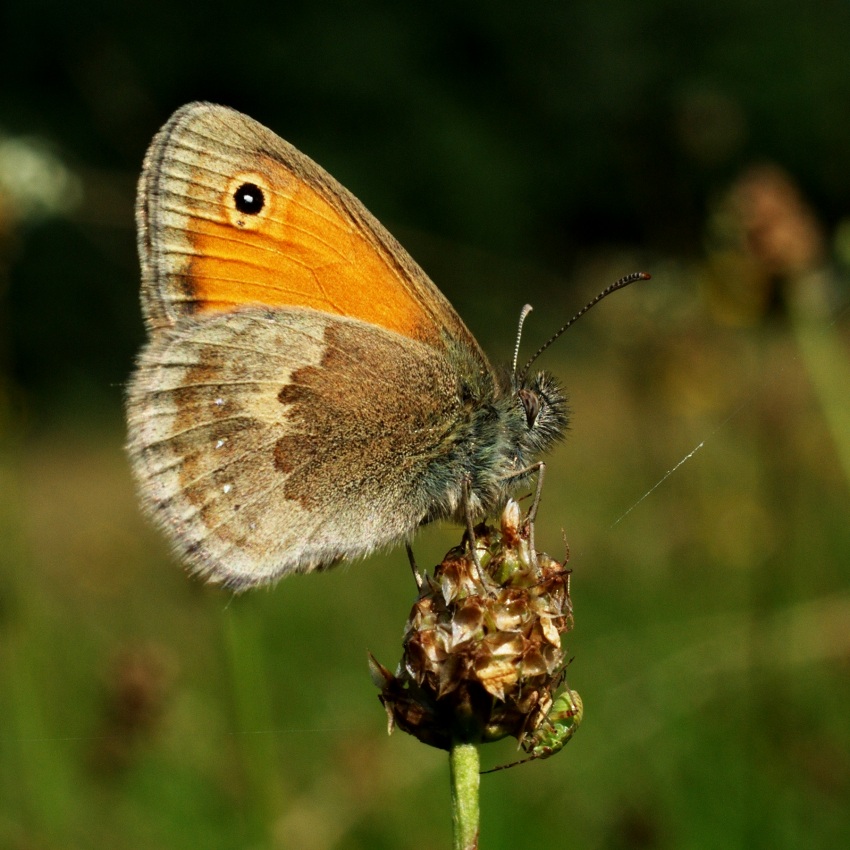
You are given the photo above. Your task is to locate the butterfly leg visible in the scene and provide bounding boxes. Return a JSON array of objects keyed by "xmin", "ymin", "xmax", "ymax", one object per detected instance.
[
  {"xmin": 525, "ymin": 461, "xmax": 546, "ymax": 525},
  {"xmin": 406, "ymin": 543, "xmax": 424, "ymax": 590},
  {"xmin": 502, "ymin": 461, "xmax": 546, "ymax": 570},
  {"xmin": 526, "ymin": 461, "xmax": 546, "ymax": 570},
  {"xmin": 462, "ymin": 476, "xmax": 492, "ymax": 589}
]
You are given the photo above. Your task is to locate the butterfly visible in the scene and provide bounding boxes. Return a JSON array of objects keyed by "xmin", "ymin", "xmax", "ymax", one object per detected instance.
[{"xmin": 126, "ymin": 102, "xmax": 577, "ymax": 590}]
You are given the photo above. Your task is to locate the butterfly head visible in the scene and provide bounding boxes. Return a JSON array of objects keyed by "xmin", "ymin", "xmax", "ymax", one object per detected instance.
[
  {"xmin": 512, "ymin": 368, "xmax": 570, "ymax": 461},
  {"xmin": 502, "ymin": 271, "xmax": 652, "ymax": 473}
]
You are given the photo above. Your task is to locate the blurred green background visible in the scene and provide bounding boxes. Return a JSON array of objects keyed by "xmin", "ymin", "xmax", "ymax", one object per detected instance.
[{"xmin": 2, "ymin": 1, "xmax": 849, "ymax": 848}]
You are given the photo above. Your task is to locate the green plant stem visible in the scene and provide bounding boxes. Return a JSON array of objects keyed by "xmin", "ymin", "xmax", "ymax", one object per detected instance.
[
  {"xmin": 790, "ymin": 315, "xmax": 850, "ymax": 486},
  {"xmin": 450, "ymin": 741, "xmax": 480, "ymax": 850}
]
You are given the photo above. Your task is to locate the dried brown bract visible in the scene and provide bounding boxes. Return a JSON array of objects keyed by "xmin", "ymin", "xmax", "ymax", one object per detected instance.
[{"xmin": 370, "ymin": 500, "xmax": 579, "ymax": 758}]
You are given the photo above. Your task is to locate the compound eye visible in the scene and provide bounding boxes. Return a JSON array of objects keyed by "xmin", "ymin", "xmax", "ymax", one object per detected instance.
[{"xmin": 518, "ymin": 388, "xmax": 541, "ymax": 427}]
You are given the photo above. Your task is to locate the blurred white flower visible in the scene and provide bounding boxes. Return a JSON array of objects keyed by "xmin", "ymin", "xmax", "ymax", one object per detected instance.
[{"xmin": 0, "ymin": 132, "xmax": 83, "ymax": 225}]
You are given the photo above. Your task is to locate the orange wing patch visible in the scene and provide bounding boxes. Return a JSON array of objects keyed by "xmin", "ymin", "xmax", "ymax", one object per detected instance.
[{"xmin": 182, "ymin": 155, "xmax": 436, "ymax": 343}]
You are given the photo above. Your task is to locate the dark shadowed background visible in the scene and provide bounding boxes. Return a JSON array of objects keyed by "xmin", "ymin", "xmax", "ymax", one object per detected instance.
[{"xmin": 2, "ymin": 2, "xmax": 849, "ymax": 848}]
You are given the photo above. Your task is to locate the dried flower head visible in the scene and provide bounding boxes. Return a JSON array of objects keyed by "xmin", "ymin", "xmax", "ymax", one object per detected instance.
[{"xmin": 370, "ymin": 500, "xmax": 581, "ymax": 764}]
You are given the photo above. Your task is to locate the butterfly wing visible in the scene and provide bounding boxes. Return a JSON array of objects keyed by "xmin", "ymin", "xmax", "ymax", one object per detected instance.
[
  {"xmin": 127, "ymin": 309, "xmax": 468, "ymax": 588},
  {"xmin": 129, "ymin": 103, "xmax": 494, "ymax": 588},
  {"xmin": 136, "ymin": 102, "xmax": 485, "ymax": 360}
]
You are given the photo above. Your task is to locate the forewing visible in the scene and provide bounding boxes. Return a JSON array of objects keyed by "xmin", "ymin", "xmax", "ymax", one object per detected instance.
[{"xmin": 137, "ymin": 102, "xmax": 487, "ymax": 365}]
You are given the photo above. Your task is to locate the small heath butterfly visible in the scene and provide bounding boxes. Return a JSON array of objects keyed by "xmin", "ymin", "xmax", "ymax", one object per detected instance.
[{"xmin": 126, "ymin": 103, "xmax": 643, "ymax": 589}]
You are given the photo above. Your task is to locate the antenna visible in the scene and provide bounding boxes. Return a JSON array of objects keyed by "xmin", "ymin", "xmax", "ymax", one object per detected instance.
[
  {"xmin": 517, "ymin": 271, "xmax": 650, "ymax": 381},
  {"xmin": 511, "ymin": 304, "xmax": 534, "ymax": 375}
]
